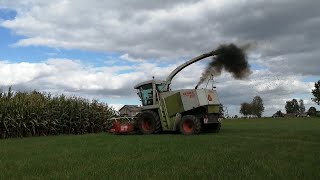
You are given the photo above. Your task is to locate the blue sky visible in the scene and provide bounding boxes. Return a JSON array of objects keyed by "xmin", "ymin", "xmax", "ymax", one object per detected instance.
[
  {"xmin": 0, "ymin": 7, "xmax": 149, "ymax": 108},
  {"xmin": 1, "ymin": 25, "xmax": 115, "ymax": 66},
  {"xmin": 0, "ymin": 1, "xmax": 319, "ymax": 116}
]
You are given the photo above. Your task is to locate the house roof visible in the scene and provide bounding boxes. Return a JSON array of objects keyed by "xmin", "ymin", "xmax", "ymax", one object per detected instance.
[{"xmin": 119, "ymin": 105, "xmax": 141, "ymax": 112}]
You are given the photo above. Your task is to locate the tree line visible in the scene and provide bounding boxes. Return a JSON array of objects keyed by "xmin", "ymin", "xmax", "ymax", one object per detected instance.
[
  {"xmin": 274, "ymin": 99, "xmax": 318, "ymax": 117},
  {"xmin": 238, "ymin": 80, "xmax": 320, "ymax": 118},
  {"xmin": 279, "ymin": 80, "xmax": 320, "ymax": 117}
]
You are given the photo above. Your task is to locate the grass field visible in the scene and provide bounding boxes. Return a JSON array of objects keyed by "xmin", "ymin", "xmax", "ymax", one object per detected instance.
[{"xmin": 1, "ymin": 118, "xmax": 320, "ymax": 179}]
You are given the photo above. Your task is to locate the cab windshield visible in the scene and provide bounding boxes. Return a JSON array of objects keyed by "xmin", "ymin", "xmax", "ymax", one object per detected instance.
[{"xmin": 156, "ymin": 84, "xmax": 165, "ymax": 93}]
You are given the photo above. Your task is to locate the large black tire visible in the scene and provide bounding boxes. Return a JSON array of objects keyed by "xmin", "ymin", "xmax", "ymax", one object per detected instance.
[
  {"xmin": 214, "ymin": 123, "xmax": 221, "ymax": 133},
  {"xmin": 203, "ymin": 123, "xmax": 221, "ymax": 133},
  {"xmin": 136, "ymin": 110, "xmax": 162, "ymax": 134},
  {"xmin": 179, "ymin": 115, "xmax": 202, "ymax": 135}
]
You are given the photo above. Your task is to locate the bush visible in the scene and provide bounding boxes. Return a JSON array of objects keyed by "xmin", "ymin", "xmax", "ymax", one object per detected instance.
[{"xmin": 0, "ymin": 88, "xmax": 117, "ymax": 139}]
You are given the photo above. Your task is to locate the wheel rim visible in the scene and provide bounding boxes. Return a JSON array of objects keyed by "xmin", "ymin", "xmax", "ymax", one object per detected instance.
[
  {"xmin": 182, "ymin": 120, "xmax": 193, "ymax": 133},
  {"xmin": 141, "ymin": 119, "xmax": 153, "ymax": 132}
]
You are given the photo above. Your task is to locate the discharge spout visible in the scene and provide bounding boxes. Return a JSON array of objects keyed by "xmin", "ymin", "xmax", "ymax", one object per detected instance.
[{"xmin": 162, "ymin": 50, "xmax": 218, "ymax": 91}]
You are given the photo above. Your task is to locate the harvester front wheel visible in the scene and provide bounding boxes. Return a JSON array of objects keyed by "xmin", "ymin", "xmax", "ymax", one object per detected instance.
[
  {"xmin": 179, "ymin": 115, "xmax": 201, "ymax": 135},
  {"xmin": 136, "ymin": 110, "xmax": 162, "ymax": 134}
]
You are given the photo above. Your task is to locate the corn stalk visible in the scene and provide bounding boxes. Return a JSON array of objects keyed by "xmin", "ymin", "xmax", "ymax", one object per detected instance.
[{"xmin": 0, "ymin": 88, "xmax": 117, "ymax": 139}]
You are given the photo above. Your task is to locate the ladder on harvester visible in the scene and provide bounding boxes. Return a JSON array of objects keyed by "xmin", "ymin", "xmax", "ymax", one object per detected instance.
[{"xmin": 156, "ymin": 91, "xmax": 170, "ymax": 130}]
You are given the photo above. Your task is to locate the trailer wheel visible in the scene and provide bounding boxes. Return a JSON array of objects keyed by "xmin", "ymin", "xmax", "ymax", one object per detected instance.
[
  {"xmin": 179, "ymin": 115, "xmax": 201, "ymax": 135},
  {"xmin": 137, "ymin": 110, "xmax": 162, "ymax": 134}
]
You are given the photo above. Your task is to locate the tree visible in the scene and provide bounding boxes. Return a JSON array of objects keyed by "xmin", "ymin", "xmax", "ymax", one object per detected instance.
[
  {"xmin": 311, "ymin": 80, "xmax": 320, "ymax": 105},
  {"xmin": 239, "ymin": 96, "xmax": 265, "ymax": 118},
  {"xmin": 285, "ymin": 99, "xmax": 299, "ymax": 114},
  {"xmin": 285, "ymin": 100, "xmax": 293, "ymax": 113},
  {"xmin": 251, "ymin": 96, "xmax": 264, "ymax": 117},
  {"xmin": 240, "ymin": 103, "xmax": 251, "ymax": 117},
  {"xmin": 299, "ymin": 99, "xmax": 305, "ymax": 114},
  {"xmin": 307, "ymin": 107, "xmax": 317, "ymax": 116}
]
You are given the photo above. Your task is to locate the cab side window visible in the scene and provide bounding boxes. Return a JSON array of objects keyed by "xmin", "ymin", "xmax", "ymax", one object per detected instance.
[{"xmin": 139, "ymin": 84, "xmax": 153, "ymax": 106}]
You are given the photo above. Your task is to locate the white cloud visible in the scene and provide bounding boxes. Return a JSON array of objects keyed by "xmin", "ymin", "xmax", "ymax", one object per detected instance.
[
  {"xmin": 0, "ymin": 61, "xmax": 53, "ymax": 85},
  {"xmin": 0, "ymin": 58, "xmax": 316, "ymax": 116},
  {"xmin": 0, "ymin": 0, "xmax": 317, "ymax": 62},
  {"xmin": 120, "ymin": 53, "xmax": 144, "ymax": 62},
  {"xmin": 0, "ymin": 0, "xmax": 319, "ymax": 116}
]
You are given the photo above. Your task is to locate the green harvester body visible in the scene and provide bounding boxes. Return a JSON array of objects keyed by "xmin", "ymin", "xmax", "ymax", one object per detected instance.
[{"xmin": 133, "ymin": 50, "xmax": 222, "ymax": 134}]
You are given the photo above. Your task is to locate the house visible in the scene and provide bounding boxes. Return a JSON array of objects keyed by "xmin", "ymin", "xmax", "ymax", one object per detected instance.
[
  {"xmin": 119, "ymin": 105, "xmax": 141, "ymax": 116},
  {"xmin": 297, "ymin": 113, "xmax": 309, "ymax": 117},
  {"xmin": 283, "ymin": 112, "xmax": 310, "ymax": 118},
  {"xmin": 272, "ymin": 111, "xmax": 284, "ymax": 118},
  {"xmin": 283, "ymin": 113, "xmax": 297, "ymax": 118}
]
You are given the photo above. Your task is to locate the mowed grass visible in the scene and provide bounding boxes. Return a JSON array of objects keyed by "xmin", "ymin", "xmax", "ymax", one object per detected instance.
[{"xmin": 1, "ymin": 118, "xmax": 320, "ymax": 179}]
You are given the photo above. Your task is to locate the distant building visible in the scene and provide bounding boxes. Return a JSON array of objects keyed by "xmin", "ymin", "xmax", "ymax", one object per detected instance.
[
  {"xmin": 283, "ymin": 113, "xmax": 297, "ymax": 118},
  {"xmin": 119, "ymin": 105, "xmax": 141, "ymax": 116},
  {"xmin": 272, "ymin": 111, "xmax": 284, "ymax": 118},
  {"xmin": 297, "ymin": 113, "xmax": 308, "ymax": 117},
  {"xmin": 272, "ymin": 113, "xmax": 281, "ymax": 118}
]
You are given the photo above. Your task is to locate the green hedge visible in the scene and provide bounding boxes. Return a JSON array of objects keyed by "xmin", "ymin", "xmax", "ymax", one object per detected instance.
[{"xmin": 0, "ymin": 88, "xmax": 117, "ymax": 138}]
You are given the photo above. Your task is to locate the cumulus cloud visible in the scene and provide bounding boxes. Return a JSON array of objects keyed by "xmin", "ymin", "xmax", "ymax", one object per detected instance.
[
  {"xmin": 1, "ymin": 1, "xmax": 320, "ymax": 71},
  {"xmin": 120, "ymin": 53, "xmax": 145, "ymax": 63},
  {"xmin": 0, "ymin": 1, "xmax": 317, "ymax": 59},
  {"xmin": 0, "ymin": 58, "xmax": 315, "ymax": 116},
  {"xmin": 0, "ymin": 61, "xmax": 53, "ymax": 85},
  {"xmin": 0, "ymin": 0, "xmax": 319, "ymax": 116},
  {"xmin": 0, "ymin": 58, "xmax": 187, "ymax": 96}
]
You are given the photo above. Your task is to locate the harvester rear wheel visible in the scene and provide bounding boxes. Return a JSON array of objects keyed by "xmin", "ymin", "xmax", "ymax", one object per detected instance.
[
  {"xmin": 203, "ymin": 123, "xmax": 221, "ymax": 133},
  {"xmin": 214, "ymin": 123, "xmax": 221, "ymax": 133},
  {"xmin": 179, "ymin": 115, "xmax": 201, "ymax": 135},
  {"xmin": 136, "ymin": 110, "xmax": 162, "ymax": 134}
]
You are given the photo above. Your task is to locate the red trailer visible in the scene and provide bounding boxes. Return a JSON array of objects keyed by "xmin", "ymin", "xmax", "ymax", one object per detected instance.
[{"xmin": 108, "ymin": 117, "xmax": 136, "ymax": 134}]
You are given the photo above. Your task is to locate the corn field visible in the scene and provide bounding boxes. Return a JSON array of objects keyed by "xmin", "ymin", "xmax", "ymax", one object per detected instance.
[{"xmin": 0, "ymin": 87, "xmax": 117, "ymax": 139}]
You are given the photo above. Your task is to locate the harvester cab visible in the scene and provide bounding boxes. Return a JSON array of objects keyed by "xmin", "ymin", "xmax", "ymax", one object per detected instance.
[
  {"xmin": 134, "ymin": 80, "xmax": 164, "ymax": 107},
  {"xmin": 133, "ymin": 50, "xmax": 223, "ymax": 135}
]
